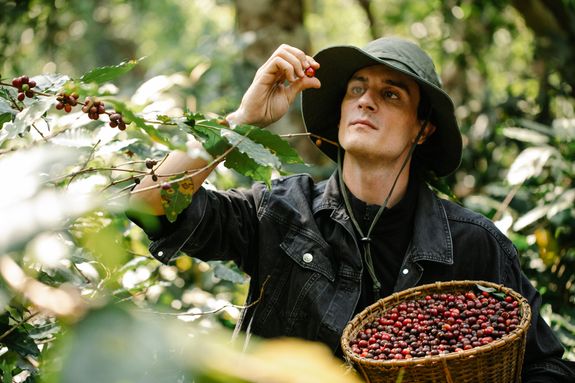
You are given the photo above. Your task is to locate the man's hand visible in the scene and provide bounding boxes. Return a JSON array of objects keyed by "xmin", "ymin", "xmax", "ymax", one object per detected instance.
[{"xmin": 227, "ymin": 44, "xmax": 321, "ymax": 127}]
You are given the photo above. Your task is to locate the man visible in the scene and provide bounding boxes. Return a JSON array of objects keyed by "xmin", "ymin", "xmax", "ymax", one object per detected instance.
[{"xmin": 129, "ymin": 37, "xmax": 574, "ymax": 381}]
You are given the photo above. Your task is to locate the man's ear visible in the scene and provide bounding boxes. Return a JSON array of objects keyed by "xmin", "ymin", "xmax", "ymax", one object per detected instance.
[{"xmin": 417, "ymin": 122, "xmax": 436, "ymax": 144}]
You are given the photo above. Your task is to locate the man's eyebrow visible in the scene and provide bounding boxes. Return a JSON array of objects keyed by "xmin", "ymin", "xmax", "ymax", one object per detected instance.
[
  {"xmin": 384, "ymin": 79, "xmax": 411, "ymax": 95},
  {"xmin": 350, "ymin": 75, "xmax": 368, "ymax": 83},
  {"xmin": 349, "ymin": 75, "xmax": 411, "ymax": 95}
]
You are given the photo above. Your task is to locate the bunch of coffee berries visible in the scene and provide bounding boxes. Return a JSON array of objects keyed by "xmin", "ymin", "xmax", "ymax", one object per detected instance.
[
  {"xmin": 81, "ymin": 97, "xmax": 106, "ymax": 120},
  {"xmin": 11, "ymin": 75, "xmax": 37, "ymax": 101},
  {"xmin": 349, "ymin": 289, "xmax": 521, "ymax": 361},
  {"xmin": 56, "ymin": 92, "xmax": 80, "ymax": 113},
  {"xmin": 108, "ymin": 112, "xmax": 127, "ymax": 130}
]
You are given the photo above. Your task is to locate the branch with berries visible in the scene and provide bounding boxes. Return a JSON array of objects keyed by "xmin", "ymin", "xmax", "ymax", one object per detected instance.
[{"xmin": 2, "ymin": 75, "xmax": 129, "ymax": 131}]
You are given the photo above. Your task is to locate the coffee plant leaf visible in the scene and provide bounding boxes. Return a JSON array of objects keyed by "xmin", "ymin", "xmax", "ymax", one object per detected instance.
[
  {"xmin": 233, "ymin": 124, "xmax": 304, "ymax": 165},
  {"xmin": 186, "ymin": 121, "xmax": 230, "ymax": 156},
  {"xmin": 79, "ymin": 58, "xmax": 142, "ymax": 85},
  {"xmin": 160, "ymin": 177, "xmax": 195, "ymax": 223},
  {"xmin": 31, "ymin": 73, "xmax": 71, "ymax": 93},
  {"xmin": 210, "ymin": 261, "xmax": 248, "ymax": 284},
  {"xmin": 0, "ymin": 98, "xmax": 13, "ymax": 114},
  {"xmin": 43, "ymin": 305, "xmax": 185, "ymax": 383},
  {"xmin": 188, "ymin": 121, "xmax": 276, "ymax": 187},
  {"xmin": 475, "ymin": 284, "xmax": 506, "ymax": 300},
  {"xmin": 507, "ymin": 146, "xmax": 557, "ymax": 186},
  {"xmin": 224, "ymin": 149, "xmax": 273, "ymax": 187},
  {"xmin": 0, "ymin": 97, "xmax": 57, "ymax": 144},
  {"xmin": 0, "ymin": 319, "xmax": 41, "ymax": 357},
  {"xmin": 220, "ymin": 128, "xmax": 281, "ymax": 169},
  {"xmin": 0, "ymin": 113, "xmax": 12, "ymax": 127}
]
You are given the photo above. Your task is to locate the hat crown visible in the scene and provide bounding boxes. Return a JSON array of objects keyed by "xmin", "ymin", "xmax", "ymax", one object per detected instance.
[{"xmin": 363, "ymin": 37, "xmax": 443, "ymax": 88}]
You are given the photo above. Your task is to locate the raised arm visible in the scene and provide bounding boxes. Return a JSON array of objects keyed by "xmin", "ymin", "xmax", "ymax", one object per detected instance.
[{"xmin": 129, "ymin": 44, "xmax": 320, "ymax": 215}]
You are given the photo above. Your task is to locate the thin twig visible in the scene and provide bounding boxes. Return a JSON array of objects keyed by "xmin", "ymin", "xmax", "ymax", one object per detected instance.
[
  {"xmin": 67, "ymin": 139, "xmax": 101, "ymax": 187},
  {"xmin": 0, "ymin": 311, "xmax": 40, "ymax": 343},
  {"xmin": 30, "ymin": 123, "xmax": 47, "ymax": 141},
  {"xmin": 493, "ymin": 183, "xmax": 522, "ymax": 222},
  {"xmin": 280, "ymin": 132, "xmax": 339, "ymax": 147},
  {"xmin": 124, "ymin": 143, "xmax": 235, "ymax": 198}
]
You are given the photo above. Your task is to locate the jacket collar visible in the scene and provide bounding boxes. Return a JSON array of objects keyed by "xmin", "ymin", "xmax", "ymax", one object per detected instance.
[
  {"xmin": 312, "ymin": 170, "xmax": 454, "ymax": 265},
  {"xmin": 408, "ymin": 182, "xmax": 454, "ymax": 265}
]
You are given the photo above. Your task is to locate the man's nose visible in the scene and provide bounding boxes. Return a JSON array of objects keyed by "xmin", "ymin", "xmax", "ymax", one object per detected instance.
[{"xmin": 357, "ymin": 90, "xmax": 377, "ymax": 112}]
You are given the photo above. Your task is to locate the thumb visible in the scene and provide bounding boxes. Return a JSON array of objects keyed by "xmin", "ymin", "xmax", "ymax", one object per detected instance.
[{"xmin": 287, "ymin": 76, "xmax": 321, "ymax": 100}]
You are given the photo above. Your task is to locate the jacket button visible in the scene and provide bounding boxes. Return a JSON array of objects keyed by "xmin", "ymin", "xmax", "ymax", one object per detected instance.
[
  {"xmin": 158, "ymin": 251, "xmax": 164, "ymax": 257},
  {"xmin": 402, "ymin": 268, "xmax": 409, "ymax": 275},
  {"xmin": 302, "ymin": 253, "xmax": 313, "ymax": 263}
]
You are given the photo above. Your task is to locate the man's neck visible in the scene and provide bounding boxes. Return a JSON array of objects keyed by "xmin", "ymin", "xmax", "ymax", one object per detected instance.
[{"xmin": 341, "ymin": 154, "xmax": 412, "ymax": 207}]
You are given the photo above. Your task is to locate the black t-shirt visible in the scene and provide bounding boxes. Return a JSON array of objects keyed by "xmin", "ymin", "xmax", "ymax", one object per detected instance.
[{"xmin": 348, "ymin": 173, "xmax": 419, "ymax": 313}]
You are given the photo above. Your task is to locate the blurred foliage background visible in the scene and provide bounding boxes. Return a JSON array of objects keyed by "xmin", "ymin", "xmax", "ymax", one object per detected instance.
[{"xmin": 0, "ymin": 0, "xmax": 573, "ymax": 381}]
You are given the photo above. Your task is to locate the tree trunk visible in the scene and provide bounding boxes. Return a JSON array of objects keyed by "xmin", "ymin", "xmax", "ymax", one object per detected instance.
[
  {"xmin": 234, "ymin": 0, "xmax": 326, "ymax": 165},
  {"xmin": 511, "ymin": 0, "xmax": 575, "ymax": 103}
]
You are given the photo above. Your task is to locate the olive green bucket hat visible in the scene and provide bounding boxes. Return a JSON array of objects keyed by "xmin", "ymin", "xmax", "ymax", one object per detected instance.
[{"xmin": 301, "ymin": 37, "xmax": 462, "ymax": 177}]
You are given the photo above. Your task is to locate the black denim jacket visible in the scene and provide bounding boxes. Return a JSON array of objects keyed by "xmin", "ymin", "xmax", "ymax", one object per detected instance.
[{"xmin": 133, "ymin": 171, "xmax": 574, "ymax": 382}]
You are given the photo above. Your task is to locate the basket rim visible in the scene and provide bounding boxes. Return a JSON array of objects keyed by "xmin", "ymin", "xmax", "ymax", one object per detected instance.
[{"xmin": 341, "ymin": 280, "xmax": 532, "ymax": 368}]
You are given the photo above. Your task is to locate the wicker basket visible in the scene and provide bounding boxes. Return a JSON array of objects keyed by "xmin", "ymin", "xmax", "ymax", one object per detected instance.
[{"xmin": 341, "ymin": 280, "xmax": 531, "ymax": 383}]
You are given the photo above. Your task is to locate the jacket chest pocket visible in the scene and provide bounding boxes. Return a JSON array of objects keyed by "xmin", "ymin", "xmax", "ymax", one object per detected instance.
[
  {"xmin": 280, "ymin": 229, "xmax": 335, "ymax": 282},
  {"xmin": 255, "ymin": 227, "xmax": 336, "ymax": 337}
]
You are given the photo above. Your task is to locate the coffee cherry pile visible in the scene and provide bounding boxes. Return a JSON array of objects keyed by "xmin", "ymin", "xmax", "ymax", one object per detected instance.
[
  {"xmin": 56, "ymin": 92, "xmax": 80, "ymax": 113},
  {"xmin": 81, "ymin": 97, "xmax": 106, "ymax": 120},
  {"xmin": 11, "ymin": 75, "xmax": 37, "ymax": 101},
  {"xmin": 349, "ymin": 290, "xmax": 521, "ymax": 361}
]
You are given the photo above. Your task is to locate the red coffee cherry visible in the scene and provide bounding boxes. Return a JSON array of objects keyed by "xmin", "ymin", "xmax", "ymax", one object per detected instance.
[
  {"xmin": 108, "ymin": 112, "xmax": 127, "ymax": 130},
  {"xmin": 81, "ymin": 97, "xmax": 106, "ymax": 120},
  {"xmin": 304, "ymin": 67, "xmax": 316, "ymax": 78},
  {"xmin": 55, "ymin": 92, "xmax": 80, "ymax": 113},
  {"xmin": 11, "ymin": 75, "xmax": 36, "ymax": 99}
]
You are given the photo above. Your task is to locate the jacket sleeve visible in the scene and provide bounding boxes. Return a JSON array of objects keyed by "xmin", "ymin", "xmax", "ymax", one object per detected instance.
[
  {"xmin": 503, "ymin": 252, "xmax": 575, "ymax": 382},
  {"xmin": 126, "ymin": 185, "xmax": 264, "ymax": 273}
]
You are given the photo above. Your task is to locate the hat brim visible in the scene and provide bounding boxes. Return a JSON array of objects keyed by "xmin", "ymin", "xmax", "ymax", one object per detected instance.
[{"xmin": 301, "ymin": 46, "xmax": 462, "ymax": 177}]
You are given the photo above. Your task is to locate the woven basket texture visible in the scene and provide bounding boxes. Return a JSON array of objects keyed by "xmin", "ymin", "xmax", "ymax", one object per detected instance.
[{"xmin": 341, "ymin": 280, "xmax": 531, "ymax": 383}]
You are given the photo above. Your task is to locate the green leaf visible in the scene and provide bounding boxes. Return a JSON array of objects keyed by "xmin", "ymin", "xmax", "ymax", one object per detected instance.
[
  {"xmin": 220, "ymin": 126, "xmax": 281, "ymax": 169},
  {"xmin": 0, "ymin": 321, "xmax": 40, "ymax": 357},
  {"xmin": 43, "ymin": 305, "xmax": 185, "ymax": 383},
  {"xmin": 475, "ymin": 284, "xmax": 496, "ymax": 293},
  {"xmin": 0, "ymin": 98, "xmax": 14, "ymax": 115},
  {"xmin": 32, "ymin": 73, "xmax": 71, "ymax": 92},
  {"xmin": 1, "ymin": 361, "xmax": 14, "ymax": 383},
  {"xmin": 189, "ymin": 121, "xmax": 276, "ymax": 187},
  {"xmin": 0, "ymin": 113, "xmax": 12, "ymax": 126},
  {"xmin": 187, "ymin": 121, "xmax": 230, "ymax": 156},
  {"xmin": 225, "ymin": 149, "xmax": 273, "ymax": 187},
  {"xmin": 160, "ymin": 176, "xmax": 195, "ymax": 223},
  {"xmin": 211, "ymin": 262, "xmax": 248, "ymax": 284},
  {"xmin": 0, "ymin": 97, "xmax": 56, "ymax": 144},
  {"xmin": 233, "ymin": 124, "xmax": 303, "ymax": 165},
  {"xmin": 475, "ymin": 284, "xmax": 506, "ymax": 300},
  {"xmin": 80, "ymin": 59, "xmax": 142, "ymax": 84}
]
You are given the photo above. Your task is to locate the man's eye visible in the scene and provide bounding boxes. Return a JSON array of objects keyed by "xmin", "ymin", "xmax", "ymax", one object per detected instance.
[
  {"xmin": 350, "ymin": 86, "xmax": 365, "ymax": 95},
  {"xmin": 383, "ymin": 90, "xmax": 399, "ymax": 99}
]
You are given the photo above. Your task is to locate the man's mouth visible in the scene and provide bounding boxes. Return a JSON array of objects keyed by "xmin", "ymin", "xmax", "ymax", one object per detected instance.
[{"xmin": 349, "ymin": 119, "xmax": 377, "ymax": 130}]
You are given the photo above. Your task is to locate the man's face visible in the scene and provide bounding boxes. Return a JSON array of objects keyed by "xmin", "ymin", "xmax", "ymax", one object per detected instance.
[{"xmin": 338, "ymin": 64, "xmax": 422, "ymax": 164}]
